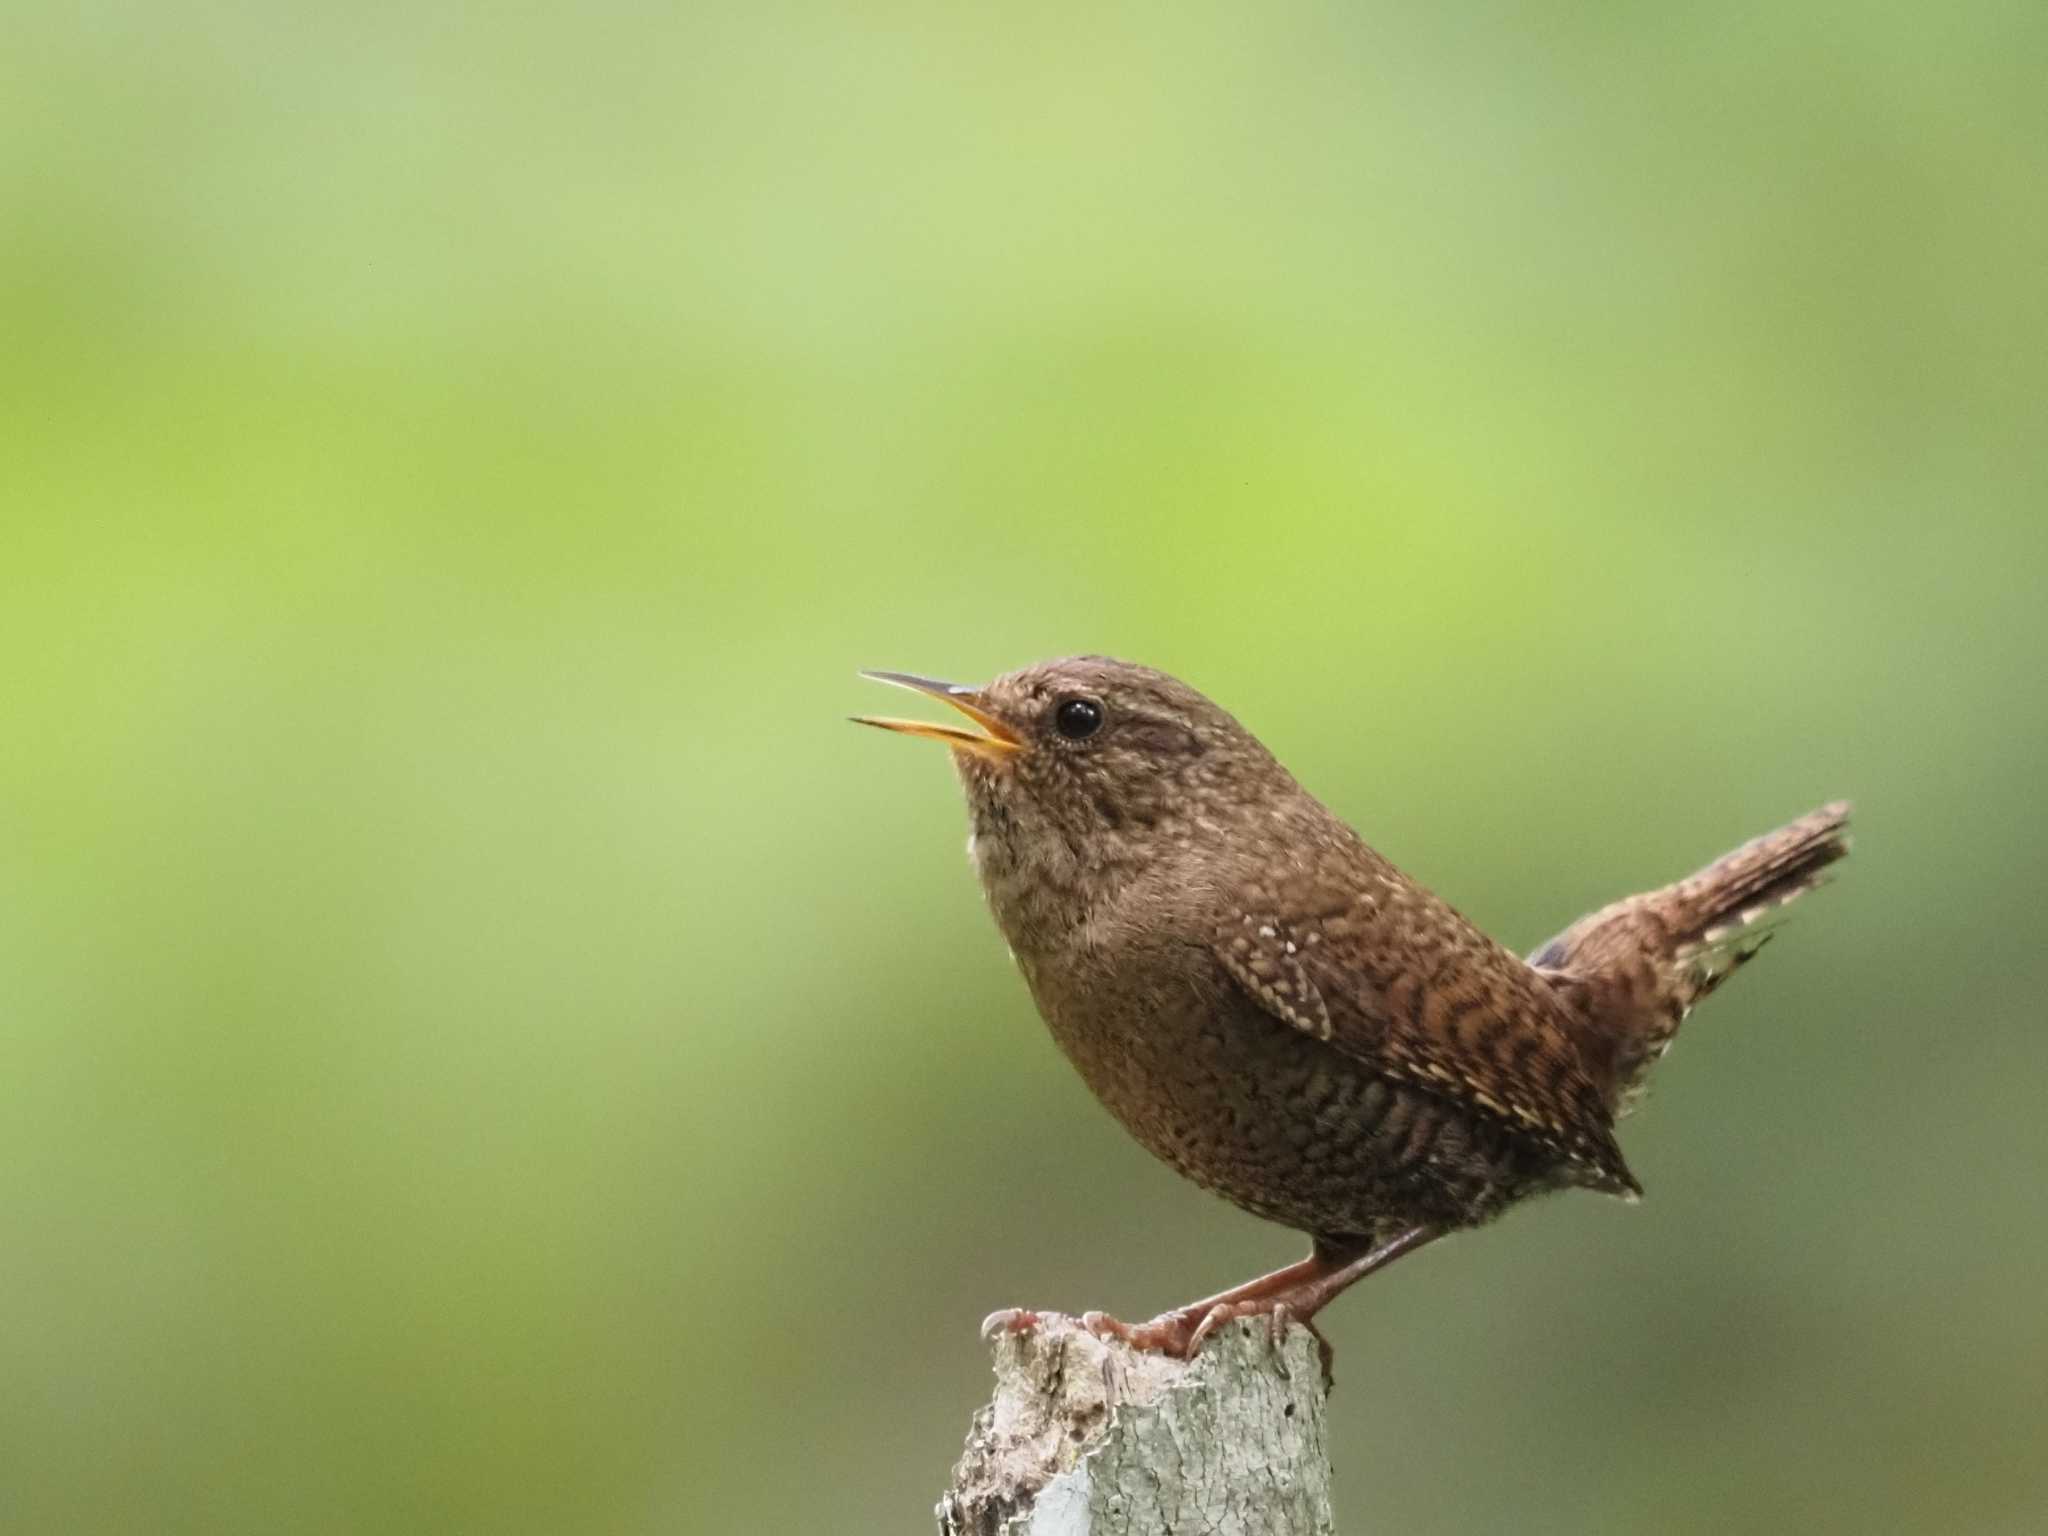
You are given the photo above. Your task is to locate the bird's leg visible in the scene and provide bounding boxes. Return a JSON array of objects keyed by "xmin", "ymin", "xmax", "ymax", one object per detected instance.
[
  {"xmin": 1087, "ymin": 1226, "xmax": 1444, "ymax": 1366},
  {"xmin": 980, "ymin": 1258, "xmax": 1318, "ymax": 1349},
  {"xmin": 1081, "ymin": 1253, "xmax": 1351, "ymax": 1359},
  {"xmin": 984, "ymin": 1252, "xmax": 1336, "ymax": 1346},
  {"xmin": 1079, "ymin": 1250, "xmax": 1331, "ymax": 1356},
  {"xmin": 1179, "ymin": 1228, "xmax": 1449, "ymax": 1368}
]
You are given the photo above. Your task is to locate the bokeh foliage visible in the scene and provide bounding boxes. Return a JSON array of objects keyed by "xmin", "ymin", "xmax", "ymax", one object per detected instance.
[{"xmin": 3, "ymin": 2, "xmax": 2044, "ymax": 1531}]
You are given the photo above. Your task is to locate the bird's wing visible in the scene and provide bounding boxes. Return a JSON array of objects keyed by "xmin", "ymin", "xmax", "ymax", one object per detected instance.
[{"xmin": 1214, "ymin": 868, "xmax": 1636, "ymax": 1194}]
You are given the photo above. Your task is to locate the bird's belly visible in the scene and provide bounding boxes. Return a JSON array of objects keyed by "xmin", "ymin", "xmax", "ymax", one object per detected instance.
[{"xmin": 1038, "ymin": 977, "xmax": 1546, "ymax": 1238}]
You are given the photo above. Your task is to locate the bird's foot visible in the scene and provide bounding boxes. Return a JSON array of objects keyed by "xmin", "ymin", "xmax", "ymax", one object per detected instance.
[
  {"xmin": 1077, "ymin": 1307, "xmax": 1200, "ymax": 1356},
  {"xmin": 1079, "ymin": 1298, "xmax": 1330, "ymax": 1372},
  {"xmin": 1080, "ymin": 1297, "xmax": 1333, "ymax": 1382},
  {"xmin": 979, "ymin": 1307, "xmax": 1044, "ymax": 1341},
  {"xmin": 1189, "ymin": 1299, "xmax": 1335, "ymax": 1384}
]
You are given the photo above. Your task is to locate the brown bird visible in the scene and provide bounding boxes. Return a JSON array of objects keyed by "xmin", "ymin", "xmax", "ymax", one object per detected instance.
[{"xmin": 855, "ymin": 657, "xmax": 1849, "ymax": 1361}]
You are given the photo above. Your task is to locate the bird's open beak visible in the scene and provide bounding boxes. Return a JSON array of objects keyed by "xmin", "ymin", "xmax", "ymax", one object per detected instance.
[{"xmin": 851, "ymin": 670, "xmax": 1024, "ymax": 759}]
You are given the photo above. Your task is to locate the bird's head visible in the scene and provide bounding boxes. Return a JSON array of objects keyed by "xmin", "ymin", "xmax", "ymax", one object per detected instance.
[{"xmin": 854, "ymin": 657, "xmax": 1296, "ymax": 937}]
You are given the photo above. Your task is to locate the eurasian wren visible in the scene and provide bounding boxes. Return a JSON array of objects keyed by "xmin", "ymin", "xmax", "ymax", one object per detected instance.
[{"xmin": 855, "ymin": 657, "xmax": 1849, "ymax": 1360}]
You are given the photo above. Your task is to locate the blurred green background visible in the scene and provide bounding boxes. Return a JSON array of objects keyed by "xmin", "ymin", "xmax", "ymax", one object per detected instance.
[{"xmin": 4, "ymin": 2, "xmax": 2044, "ymax": 1531}]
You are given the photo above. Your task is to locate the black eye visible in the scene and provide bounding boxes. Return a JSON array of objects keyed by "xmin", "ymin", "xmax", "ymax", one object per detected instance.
[{"xmin": 1054, "ymin": 697, "xmax": 1104, "ymax": 740}]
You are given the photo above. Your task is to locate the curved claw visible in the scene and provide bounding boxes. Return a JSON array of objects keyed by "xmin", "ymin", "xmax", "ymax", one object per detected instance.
[
  {"xmin": 980, "ymin": 1308, "xmax": 1043, "ymax": 1342},
  {"xmin": 1181, "ymin": 1298, "xmax": 1334, "ymax": 1382},
  {"xmin": 1185, "ymin": 1302, "xmax": 1239, "ymax": 1357},
  {"xmin": 1185, "ymin": 1299, "xmax": 1285, "ymax": 1357},
  {"xmin": 1078, "ymin": 1309, "xmax": 1124, "ymax": 1342}
]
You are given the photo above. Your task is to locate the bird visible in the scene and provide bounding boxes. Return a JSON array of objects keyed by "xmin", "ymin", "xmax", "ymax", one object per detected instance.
[{"xmin": 853, "ymin": 656, "xmax": 1850, "ymax": 1363}]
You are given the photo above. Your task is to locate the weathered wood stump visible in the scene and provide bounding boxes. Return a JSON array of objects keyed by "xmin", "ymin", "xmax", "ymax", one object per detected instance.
[{"xmin": 937, "ymin": 1313, "xmax": 1336, "ymax": 1536}]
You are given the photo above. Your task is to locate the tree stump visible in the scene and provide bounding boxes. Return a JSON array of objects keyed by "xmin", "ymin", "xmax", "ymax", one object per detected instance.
[{"xmin": 936, "ymin": 1313, "xmax": 1336, "ymax": 1536}]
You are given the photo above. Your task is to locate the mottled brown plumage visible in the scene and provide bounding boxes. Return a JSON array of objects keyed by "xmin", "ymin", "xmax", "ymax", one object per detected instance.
[{"xmin": 855, "ymin": 657, "xmax": 1850, "ymax": 1361}]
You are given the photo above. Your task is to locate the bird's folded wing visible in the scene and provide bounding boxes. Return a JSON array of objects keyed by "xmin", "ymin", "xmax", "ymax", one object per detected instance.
[{"xmin": 1215, "ymin": 896, "xmax": 1636, "ymax": 1191}]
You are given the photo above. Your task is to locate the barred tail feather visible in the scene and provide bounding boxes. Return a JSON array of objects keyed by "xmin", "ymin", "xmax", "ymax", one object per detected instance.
[
  {"xmin": 1685, "ymin": 801, "xmax": 1853, "ymax": 951},
  {"xmin": 1531, "ymin": 802, "xmax": 1852, "ymax": 1107}
]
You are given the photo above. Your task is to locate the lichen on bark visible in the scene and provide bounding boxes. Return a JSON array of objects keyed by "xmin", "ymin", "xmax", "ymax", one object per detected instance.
[{"xmin": 937, "ymin": 1314, "xmax": 1336, "ymax": 1536}]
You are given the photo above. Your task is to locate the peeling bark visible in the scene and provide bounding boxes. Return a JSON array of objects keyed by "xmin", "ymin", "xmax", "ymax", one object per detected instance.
[{"xmin": 937, "ymin": 1315, "xmax": 1336, "ymax": 1536}]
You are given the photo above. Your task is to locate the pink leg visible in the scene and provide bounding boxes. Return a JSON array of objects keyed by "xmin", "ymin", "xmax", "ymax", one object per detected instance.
[
  {"xmin": 1077, "ymin": 1251, "xmax": 1334, "ymax": 1355},
  {"xmin": 1081, "ymin": 1226, "xmax": 1442, "ymax": 1364}
]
